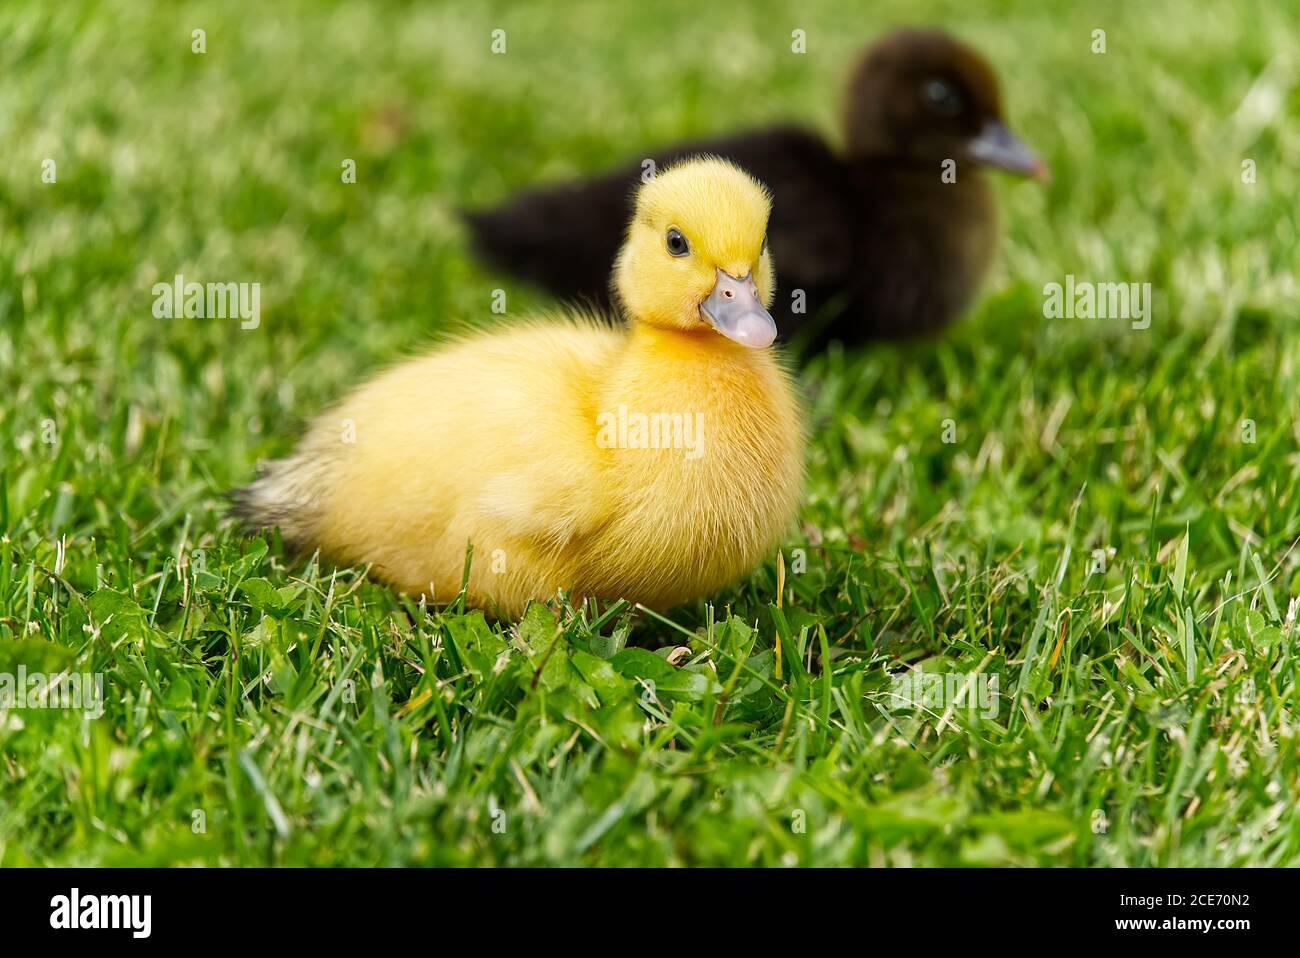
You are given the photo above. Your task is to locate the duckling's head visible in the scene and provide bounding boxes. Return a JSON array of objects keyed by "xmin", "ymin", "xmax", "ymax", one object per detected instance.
[
  {"xmin": 843, "ymin": 28, "xmax": 1046, "ymax": 179},
  {"xmin": 613, "ymin": 157, "xmax": 777, "ymax": 348}
]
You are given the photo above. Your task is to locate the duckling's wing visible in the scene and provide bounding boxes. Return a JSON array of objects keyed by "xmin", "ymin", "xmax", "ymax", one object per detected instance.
[{"xmin": 475, "ymin": 462, "xmax": 611, "ymax": 553}]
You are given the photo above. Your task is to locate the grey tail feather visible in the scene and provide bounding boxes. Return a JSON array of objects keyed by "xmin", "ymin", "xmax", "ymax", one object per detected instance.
[
  {"xmin": 227, "ymin": 456, "xmax": 326, "ymax": 550},
  {"xmin": 227, "ymin": 478, "xmax": 275, "ymax": 533}
]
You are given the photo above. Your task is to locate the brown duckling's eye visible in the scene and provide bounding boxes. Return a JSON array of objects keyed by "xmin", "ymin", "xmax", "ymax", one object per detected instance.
[
  {"xmin": 666, "ymin": 227, "xmax": 690, "ymax": 257},
  {"xmin": 921, "ymin": 78, "xmax": 964, "ymax": 117}
]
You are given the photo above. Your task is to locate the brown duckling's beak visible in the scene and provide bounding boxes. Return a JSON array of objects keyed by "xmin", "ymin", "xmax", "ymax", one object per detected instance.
[
  {"xmin": 701, "ymin": 269, "xmax": 777, "ymax": 348},
  {"xmin": 967, "ymin": 120, "xmax": 1048, "ymax": 180}
]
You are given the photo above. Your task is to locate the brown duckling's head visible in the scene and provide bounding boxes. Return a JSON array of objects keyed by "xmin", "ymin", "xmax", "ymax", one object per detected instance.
[{"xmin": 842, "ymin": 28, "xmax": 1046, "ymax": 180}]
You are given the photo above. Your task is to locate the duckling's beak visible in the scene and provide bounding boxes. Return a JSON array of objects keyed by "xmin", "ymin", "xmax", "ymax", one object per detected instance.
[
  {"xmin": 701, "ymin": 269, "xmax": 777, "ymax": 348},
  {"xmin": 967, "ymin": 120, "xmax": 1048, "ymax": 180}
]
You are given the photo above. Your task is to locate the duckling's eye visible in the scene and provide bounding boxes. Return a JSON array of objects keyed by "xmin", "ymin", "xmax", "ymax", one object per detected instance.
[
  {"xmin": 921, "ymin": 78, "xmax": 964, "ymax": 117},
  {"xmin": 665, "ymin": 227, "xmax": 691, "ymax": 257}
]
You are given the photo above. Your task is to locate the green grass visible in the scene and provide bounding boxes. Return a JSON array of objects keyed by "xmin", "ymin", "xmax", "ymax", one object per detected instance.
[{"xmin": 3, "ymin": 0, "xmax": 1300, "ymax": 866}]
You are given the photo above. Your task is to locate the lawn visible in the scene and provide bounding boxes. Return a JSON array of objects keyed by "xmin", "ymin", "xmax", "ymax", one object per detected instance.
[{"xmin": 3, "ymin": 0, "xmax": 1299, "ymax": 866}]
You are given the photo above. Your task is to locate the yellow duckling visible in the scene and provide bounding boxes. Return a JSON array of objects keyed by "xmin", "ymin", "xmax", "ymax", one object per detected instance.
[{"xmin": 233, "ymin": 157, "xmax": 805, "ymax": 617}]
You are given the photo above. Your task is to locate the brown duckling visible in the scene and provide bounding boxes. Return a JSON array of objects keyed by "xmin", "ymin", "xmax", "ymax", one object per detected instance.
[{"xmin": 464, "ymin": 28, "xmax": 1045, "ymax": 351}]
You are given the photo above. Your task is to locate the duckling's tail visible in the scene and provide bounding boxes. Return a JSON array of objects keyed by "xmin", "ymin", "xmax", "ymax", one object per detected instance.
[{"xmin": 228, "ymin": 453, "xmax": 329, "ymax": 550}]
